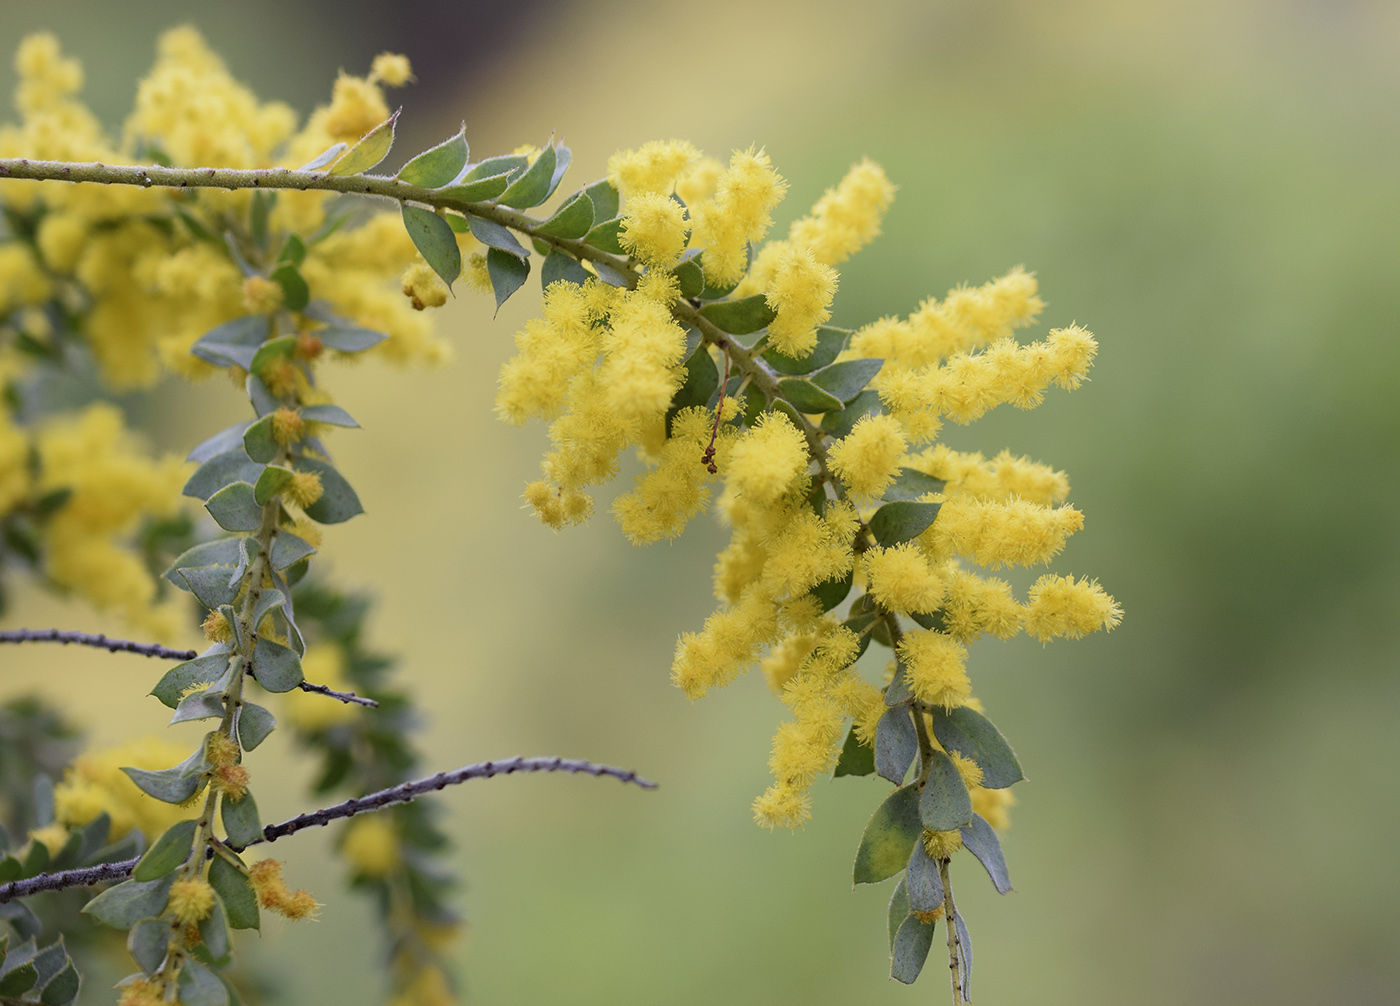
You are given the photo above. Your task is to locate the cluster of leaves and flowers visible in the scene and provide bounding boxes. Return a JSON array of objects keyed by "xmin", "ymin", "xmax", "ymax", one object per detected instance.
[{"xmin": 0, "ymin": 25, "xmax": 1119, "ymax": 1005}]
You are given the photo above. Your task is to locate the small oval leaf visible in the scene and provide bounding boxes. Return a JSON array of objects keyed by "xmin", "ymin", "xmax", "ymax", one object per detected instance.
[
  {"xmin": 251, "ymin": 636, "xmax": 303, "ymax": 693},
  {"xmin": 959, "ymin": 813, "xmax": 1013, "ymax": 894},
  {"xmin": 875, "ymin": 707, "xmax": 917, "ymax": 785},
  {"xmin": 883, "ymin": 467, "xmax": 947, "ymax": 502},
  {"xmin": 466, "ymin": 214, "xmax": 529, "ymax": 259},
  {"xmin": 294, "ymin": 457, "xmax": 363, "ymax": 524},
  {"xmin": 905, "ymin": 841, "xmax": 944, "ymax": 913},
  {"xmin": 328, "ymin": 108, "xmax": 399, "ymax": 176},
  {"xmin": 238, "ymin": 702, "xmax": 277, "ymax": 751},
  {"xmin": 776, "ymin": 377, "xmax": 843, "ymax": 414},
  {"xmin": 487, "ymin": 246, "xmax": 531, "ymax": 313},
  {"xmin": 699, "ymin": 294, "xmax": 777, "ymax": 335},
  {"xmin": 930, "ymin": 706, "xmax": 1024, "ymax": 789},
  {"xmin": 583, "ymin": 216, "xmax": 626, "ymax": 255},
  {"xmin": 132, "ymin": 820, "xmax": 197, "ymax": 882},
  {"xmin": 541, "ymin": 249, "xmax": 589, "ymax": 289},
  {"xmin": 401, "ymin": 205, "xmax": 461, "ymax": 288},
  {"xmin": 919, "ymin": 750, "xmax": 974, "ymax": 832},
  {"xmin": 810, "ymin": 358, "xmax": 883, "ymax": 403},
  {"xmin": 208, "ymin": 855, "xmax": 258, "ymax": 931},
  {"xmin": 190, "ymin": 316, "xmax": 268, "ymax": 370},
  {"xmin": 869, "ymin": 500, "xmax": 941, "ymax": 548},
  {"xmin": 205, "ymin": 482, "xmax": 263, "ymax": 533},
  {"xmin": 82, "ymin": 875, "xmax": 175, "ymax": 929},
  {"xmin": 853, "ymin": 784, "xmax": 922, "ymax": 885},
  {"xmin": 253, "ymin": 465, "xmax": 293, "ymax": 506},
  {"xmin": 183, "ymin": 451, "xmax": 261, "ymax": 503},
  {"xmin": 498, "ymin": 145, "xmax": 556, "ymax": 208},
  {"xmin": 582, "ymin": 179, "xmax": 619, "ymax": 221},
  {"xmin": 833, "ymin": 726, "xmax": 876, "ymax": 778},
  {"xmin": 127, "ymin": 918, "xmax": 168, "ymax": 975},
  {"xmin": 763, "ymin": 326, "xmax": 850, "ymax": 375},
  {"xmin": 220, "ymin": 791, "xmax": 261, "ymax": 849},
  {"xmin": 397, "ymin": 124, "xmax": 468, "ymax": 188},
  {"xmin": 535, "ymin": 192, "xmax": 594, "ymax": 239},
  {"xmin": 152, "ymin": 651, "xmax": 232, "ymax": 709},
  {"xmin": 241, "ymin": 414, "xmax": 278, "ymax": 464},
  {"xmin": 890, "ymin": 913, "xmax": 937, "ymax": 985}
]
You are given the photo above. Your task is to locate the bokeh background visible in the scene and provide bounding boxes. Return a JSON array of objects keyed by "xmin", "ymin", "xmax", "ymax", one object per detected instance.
[{"xmin": 3, "ymin": 0, "xmax": 1398, "ymax": 1003}]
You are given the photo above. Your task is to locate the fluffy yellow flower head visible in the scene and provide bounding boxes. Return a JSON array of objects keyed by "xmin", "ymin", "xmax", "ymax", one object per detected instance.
[
  {"xmin": 619, "ymin": 191, "xmax": 689, "ymax": 268},
  {"xmin": 607, "ymin": 139, "xmax": 699, "ymax": 197},
  {"xmin": 763, "ymin": 246, "xmax": 837, "ymax": 358},
  {"xmin": 897, "ymin": 630, "xmax": 971, "ymax": 709},
  {"xmin": 828, "ymin": 413, "xmax": 907, "ymax": 498}
]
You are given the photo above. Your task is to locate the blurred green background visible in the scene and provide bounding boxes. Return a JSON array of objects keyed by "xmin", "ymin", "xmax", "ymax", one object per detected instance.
[{"xmin": 3, "ymin": 0, "xmax": 1398, "ymax": 1003}]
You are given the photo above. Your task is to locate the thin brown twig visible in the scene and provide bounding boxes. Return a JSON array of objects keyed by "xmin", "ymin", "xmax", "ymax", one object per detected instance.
[
  {"xmin": 0, "ymin": 755, "xmax": 656, "ymax": 901},
  {"xmin": 0, "ymin": 628, "xmax": 197, "ymax": 661}
]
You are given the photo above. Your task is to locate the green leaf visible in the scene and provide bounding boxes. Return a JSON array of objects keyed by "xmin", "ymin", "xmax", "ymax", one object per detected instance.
[
  {"xmin": 541, "ymin": 250, "xmax": 589, "ymax": 288},
  {"xmin": 869, "ymin": 500, "xmax": 941, "ymax": 547},
  {"xmin": 188, "ymin": 422, "xmax": 252, "ymax": 463},
  {"xmin": 535, "ymin": 192, "xmax": 594, "ymax": 239},
  {"xmin": 582, "ymin": 179, "xmax": 619, "ymax": 221},
  {"xmin": 240, "ymin": 414, "xmax": 277, "ymax": 464},
  {"xmin": 269, "ymin": 262, "xmax": 309, "ymax": 312},
  {"xmin": 887, "ymin": 877, "xmax": 910, "ymax": 947},
  {"xmin": 276, "ymin": 234, "xmax": 306, "ymax": 266},
  {"xmin": 853, "ymin": 784, "xmax": 923, "ymax": 885},
  {"xmin": 75, "ymin": 811, "xmax": 113, "ymax": 863},
  {"xmin": 544, "ymin": 143, "xmax": 572, "ymax": 202},
  {"xmin": 592, "ymin": 261, "xmax": 629, "ymax": 287},
  {"xmin": 464, "ymin": 153, "xmax": 528, "ymax": 182},
  {"xmin": 221, "ymin": 791, "xmax": 261, "ymax": 849},
  {"xmin": 297, "ymin": 141, "xmax": 347, "ymax": 171},
  {"xmin": 397, "ymin": 123, "xmax": 468, "ymax": 188},
  {"xmin": 39, "ymin": 959, "xmax": 79, "ymax": 1005},
  {"xmin": 819, "ymin": 388, "xmax": 883, "ymax": 439},
  {"xmin": 905, "ymin": 839, "xmax": 944, "ymax": 913},
  {"xmin": 884, "ymin": 655, "xmax": 914, "ymax": 706},
  {"xmin": 487, "ymin": 246, "xmax": 530, "ymax": 313},
  {"xmin": 498, "ymin": 145, "xmax": 556, "ymax": 208},
  {"xmin": 294, "ymin": 457, "xmax": 363, "ymax": 524},
  {"xmin": 165, "ymin": 538, "xmax": 242, "ymax": 583},
  {"xmin": 251, "ymin": 636, "xmax": 303, "ymax": 692},
  {"xmin": 82, "ymin": 874, "xmax": 175, "ymax": 929},
  {"xmin": 959, "ymin": 813, "xmax": 1012, "ymax": 894},
  {"xmin": 810, "ymin": 566, "xmax": 853, "ymax": 612},
  {"xmin": 891, "ymin": 913, "xmax": 937, "ymax": 985},
  {"xmin": 401, "ymin": 205, "xmax": 461, "ymax": 289},
  {"xmin": 763, "ymin": 326, "xmax": 850, "ymax": 375},
  {"xmin": 152, "ymin": 651, "xmax": 231, "ymax": 708},
  {"xmin": 246, "ymin": 373, "xmax": 278, "ymax": 416},
  {"xmin": 919, "ymin": 750, "xmax": 973, "ymax": 831},
  {"xmin": 437, "ymin": 172, "xmax": 513, "ymax": 202},
  {"xmin": 875, "ymin": 707, "xmax": 917, "ymax": 785},
  {"xmin": 776, "ymin": 377, "xmax": 843, "ymax": 413},
  {"xmin": 190, "ymin": 316, "xmax": 269, "ymax": 370},
  {"xmin": 254, "ymin": 465, "xmax": 293, "ymax": 506},
  {"xmin": 929, "ymin": 706, "xmax": 1023, "ymax": 789},
  {"xmin": 699, "ymin": 294, "xmax": 777, "ymax": 335},
  {"xmin": 583, "ymin": 217, "xmax": 625, "ymax": 255},
  {"xmin": 670, "ymin": 255, "xmax": 705, "ymax": 299},
  {"xmin": 21, "ymin": 839, "xmax": 47, "ymax": 876},
  {"xmin": 329, "ymin": 108, "xmax": 398, "ymax": 176},
  {"xmin": 127, "ymin": 918, "xmax": 167, "ymax": 974},
  {"xmin": 0, "ymin": 959, "xmax": 37, "ymax": 997},
  {"xmin": 884, "ymin": 467, "xmax": 946, "ymax": 502},
  {"xmin": 299, "ymin": 404, "xmax": 358, "ymax": 427},
  {"xmin": 171, "ymin": 688, "xmax": 227, "ymax": 725},
  {"xmin": 132, "ymin": 819, "xmax": 197, "ymax": 882},
  {"xmin": 175, "ymin": 565, "xmax": 239, "ymax": 611},
  {"xmin": 251, "ymin": 588, "xmax": 285, "ymax": 627},
  {"xmin": 313, "ymin": 324, "xmax": 387, "ymax": 353},
  {"xmin": 953, "ymin": 908, "xmax": 973, "ymax": 999},
  {"xmin": 811, "ymin": 358, "xmax": 883, "ymax": 403},
  {"xmin": 123, "ymin": 749, "xmax": 206, "ymax": 805},
  {"xmin": 209, "ymin": 854, "xmax": 258, "ymax": 930},
  {"xmin": 205, "ymin": 482, "xmax": 263, "ymax": 533},
  {"xmin": 445, "ymin": 213, "xmax": 470, "ymax": 233},
  {"xmin": 466, "ymin": 215, "xmax": 529, "ymax": 259},
  {"xmin": 197, "ymin": 896, "xmax": 230, "ymax": 963},
  {"xmin": 269, "ymin": 532, "xmax": 315, "ymax": 570},
  {"xmin": 833, "ymin": 726, "xmax": 875, "ymax": 778},
  {"xmin": 0, "ymin": 854, "xmax": 20, "ymax": 883},
  {"xmin": 218, "ymin": 604, "xmax": 243, "ymax": 650},
  {"xmin": 184, "ymin": 450, "xmax": 262, "ymax": 502},
  {"xmin": 238, "ymin": 702, "xmax": 276, "ymax": 751},
  {"xmin": 0, "ymin": 903, "xmax": 40, "ymax": 942}
]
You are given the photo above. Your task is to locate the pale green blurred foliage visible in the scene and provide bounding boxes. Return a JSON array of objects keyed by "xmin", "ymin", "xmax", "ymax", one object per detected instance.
[{"xmin": 3, "ymin": 1, "xmax": 1396, "ymax": 1003}]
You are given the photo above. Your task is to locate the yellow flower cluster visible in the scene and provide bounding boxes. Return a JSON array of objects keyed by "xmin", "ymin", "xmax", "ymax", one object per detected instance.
[
  {"xmin": 50, "ymin": 736, "xmax": 193, "ymax": 840},
  {"xmin": 0, "ymin": 29, "xmax": 447, "ymax": 389},
  {"xmin": 248, "ymin": 858, "xmax": 320, "ymax": 920},
  {"xmin": 502, "ymin": 139, "xmax": 1119, "ymax": 832}
]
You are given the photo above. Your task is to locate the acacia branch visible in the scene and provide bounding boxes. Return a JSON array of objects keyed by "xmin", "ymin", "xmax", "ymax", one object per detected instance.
[
  {"xmin": 0, "ymin": 628, "xmax": 197, "ymax": 661},
  {"xmin": 297, "ymin": 680, "xmax": 379, "ymax": 707},
  {"xmin": 0, "ymin": 756, "xmax": 655, "ymax": 901}
]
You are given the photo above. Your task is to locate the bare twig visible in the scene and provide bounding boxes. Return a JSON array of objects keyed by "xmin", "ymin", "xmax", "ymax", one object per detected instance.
[
  {"xmin": 0, "ymin": 756, "xmax": 656, "ymax": 901},
  {"xmin": 0, "ymin": 628, "xmax": 197, "ymax": 661},
  {"xmin": 297, "ymin": 680, "xmax": 379, "ymax": 707}
]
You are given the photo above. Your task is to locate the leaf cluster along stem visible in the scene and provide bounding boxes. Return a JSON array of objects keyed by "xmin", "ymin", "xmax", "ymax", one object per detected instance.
[{"xmin": 0, "ymin": 756, "xmax": 655, "ymax": 902}]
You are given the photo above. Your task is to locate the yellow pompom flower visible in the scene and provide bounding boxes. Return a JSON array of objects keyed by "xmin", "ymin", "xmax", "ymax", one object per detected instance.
[
  {"xmin": 242, "ymin": 275, "xmax": 284, "ymax": 315},
  {"xmin": 369, "ymin": 53, "xmax": 414, "ymax": 87},
  {"xmin": 763, "ymin": 246, "xmax": 837, "ymax": 358},
  {"xmin": 1023, "ymin": 574, "xmax": 1122, "ymax": 642},
  {"xmin": 864, "ymin": 543, "xmax": 945, "ymax": 615},
  {"xmin": 897, "ymin": 630, "xmax": 971, "ymax": 709},
  {"xmin": 607, "ymin": 139, "xmax": 699, "ymax": 197},
  {"xmin": 270, "ymin": 408, "xmax": 305, "ymax": 445},
  {"xmin": 169, "ymin": 879, "xmax": 217, "ymax": 924},
  {"xmin": 401, "ymin": 259, "xmax": 449, "ymax": 310},
  {"xmin": 724, "ymin": 411, "xmax": 809, "ymax": 506},
  {"xmin": 828, "ymin": 413, "xmax": 906, "ymax": 498},
  {"xmin": 284, "ymin": 469, "xmax": 324, "ymax": 509},
  {"xmin": 619, "ymin": 191, "xmax": 689, "ymax": 268}
]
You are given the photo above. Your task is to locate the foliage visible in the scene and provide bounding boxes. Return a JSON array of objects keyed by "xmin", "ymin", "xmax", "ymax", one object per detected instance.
[{"xmin": 0, "ymin": 27, "xmax": 1120, "ymax": 1004}]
